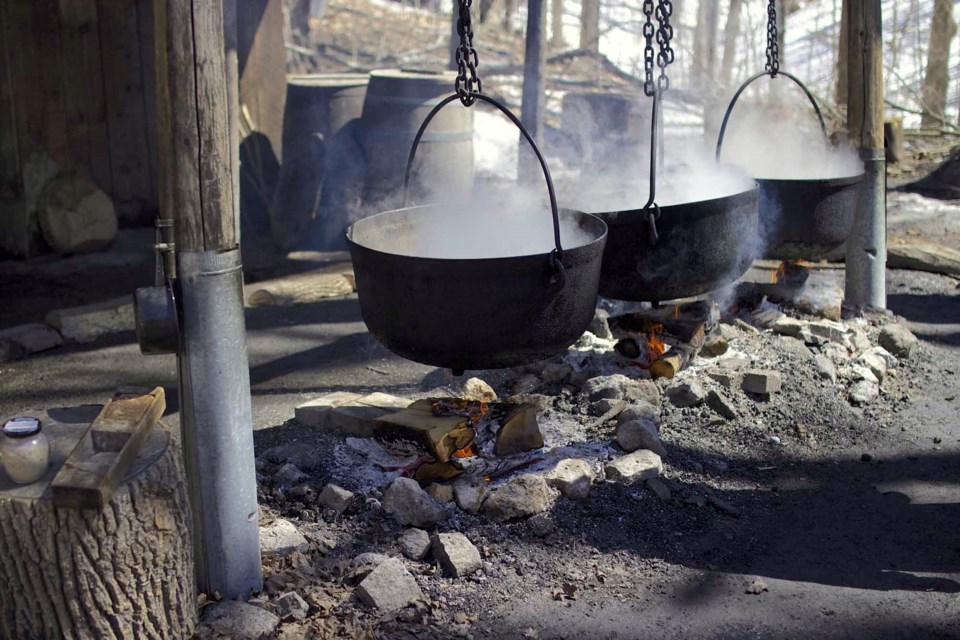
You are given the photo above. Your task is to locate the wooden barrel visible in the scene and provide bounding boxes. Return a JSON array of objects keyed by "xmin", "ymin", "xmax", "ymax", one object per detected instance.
[
  {"xmin": 359, "ymin": 69, "xmax": 474, "ymax": 207},
  {"xmin": 273, "ymin": 74, "xmax": 370, "ymax": 250},
  {"xmin": 561, "ymin": 91, "xmax": 649, "ymax": 177},
  {"xmin": 281, "ymin": 73, "xmax": 369, "ymax": 161}
]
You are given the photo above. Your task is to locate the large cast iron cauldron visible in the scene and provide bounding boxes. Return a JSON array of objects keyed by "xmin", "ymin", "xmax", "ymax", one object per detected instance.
[
  {"xmin": 717, "ymin": 71, "xmax": 864, "ymax": 260},
  {"xmin": 588, "ymin": 186, "xmax": 759, "ymax": 303},
  {"xmin": 348, "ymin": 205, "xmax": 606, "ymax": 372},
  {"xmin": 346, "ymin": 93, "xmax": 608, "ymax": 373}
]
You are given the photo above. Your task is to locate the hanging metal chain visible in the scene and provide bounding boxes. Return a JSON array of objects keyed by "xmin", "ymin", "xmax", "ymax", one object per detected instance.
[
  {"xmin": 642, "ymin": 0, "xmax": 656, "ymax": 97},
  {"xmin": 654, "ymin": 0, "xmax": 674, "ymax": 92},
  {"xmin": 455, "ymin": 0, "xmax": 482, "ymax": 106},
  {"xmin": 765, "ymin": 0, "xmax": 779, "ymax": 77}
]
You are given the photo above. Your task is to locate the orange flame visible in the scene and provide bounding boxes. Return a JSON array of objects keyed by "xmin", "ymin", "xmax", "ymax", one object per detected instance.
[
  {"xmin": 672, "ymin": 305, "xmax": 680, "ymax": 320},
  {"xmin": 771, "ymin": 261, "xmax": 786, "ymax": 284},
  {"xmin": 641, "ymin": 320, "xmax": 666, "ymax": 364},
  {"xmin": 452, "ymin": 443, "xmax": 477, "ymax": 458}
]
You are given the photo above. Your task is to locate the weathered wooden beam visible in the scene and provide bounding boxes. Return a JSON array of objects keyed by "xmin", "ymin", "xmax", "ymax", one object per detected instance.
[{"xmin": 51, "ymin": 387, "xmax": 165, "ymax": 509}]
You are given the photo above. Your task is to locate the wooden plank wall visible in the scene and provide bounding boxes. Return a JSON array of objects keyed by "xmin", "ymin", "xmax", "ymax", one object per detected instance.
[{"xmin": 0, "ymin": 0, "xmax": 159, "ymax": 257}]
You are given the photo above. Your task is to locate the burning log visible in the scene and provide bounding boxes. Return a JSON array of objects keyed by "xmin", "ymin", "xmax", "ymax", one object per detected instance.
[
  {"xmin": 649, "ymin": 348, "xmax": 690, "ymax": 380},
  {"xmin": 375, "ymin": 400, "xmax": 475, "ymax": 463}
]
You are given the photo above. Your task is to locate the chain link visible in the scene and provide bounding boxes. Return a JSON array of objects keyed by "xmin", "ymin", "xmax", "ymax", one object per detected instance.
[
  {"xmin": 765, "ymin": 0, "xmax": 779, "ymax": 76},
  {"xmin": 455, "ymin": 0, "xmax": 481, "ymax": 106},
  {"xmin": 642, "ymin": 0, "xmax": 656, "ymax": 97},
  {"xmin": 655, "ymin": 0, "xmax": 674, "ymax": 92}
]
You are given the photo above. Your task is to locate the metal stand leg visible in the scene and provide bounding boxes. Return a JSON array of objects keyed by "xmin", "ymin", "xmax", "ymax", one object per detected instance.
[{"xmin": 845, "ymin": 147, "xmax": 887, "ymax": 311}]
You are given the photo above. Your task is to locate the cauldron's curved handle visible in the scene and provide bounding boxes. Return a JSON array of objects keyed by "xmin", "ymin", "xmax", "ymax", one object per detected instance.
[
  {"xmin": 403, "ymin": 93, "xmax": 565, "ymax": 267},
  {"xmin": 715, "ymin": 70, "xmax": 828, "ymax": 162}
]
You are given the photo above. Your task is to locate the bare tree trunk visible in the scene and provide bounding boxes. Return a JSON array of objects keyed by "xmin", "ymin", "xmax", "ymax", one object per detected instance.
[
  {"xmin": 693, "ymin": 0, "xmax": 718, "ymax": 90},
  {"xmin": 719, "ymin": 0, "xmax": 741, "ymax": 90},
  {"xmin": 920, "ymin": 0, "xmax": 957, "ymax": 128},
  {"xmin": 503, "ymin": 0, "xmax": 517, "ymax": 33},
  {"xmin": 551, "ymin": 0, "xmax": 565, "ymax": 50},
  {"xmin": 579, "ymin": 0, "xmax": 600, "ymax": 52},
  {"xmin": 837, "ymin": 0, "xmax": 849, "ymax": 108}
]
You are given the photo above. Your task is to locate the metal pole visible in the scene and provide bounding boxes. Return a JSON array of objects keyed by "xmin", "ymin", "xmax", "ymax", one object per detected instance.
[
  {"xmin": 519, "ymin": 0, "xmax": 546, "ymax": 184},
  {"xmin": 844, "ymin": 0, "xmax": 886, "ymax": 310},
  {"xmin": 152, "ymin": 0, "xmax": 263, "ymax": 599}
]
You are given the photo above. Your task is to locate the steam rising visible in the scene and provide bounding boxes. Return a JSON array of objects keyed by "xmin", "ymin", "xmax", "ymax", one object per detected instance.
[
  {"xmin": 362, "ymin": 188, "xmax": 601, "ymax": 259},
  {"xmin": 716, "ymin": 103, "xmax": 863, "ymax": 180}
]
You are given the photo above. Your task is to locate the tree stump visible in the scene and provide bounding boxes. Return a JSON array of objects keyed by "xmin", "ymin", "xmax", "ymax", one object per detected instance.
[{"xmin": 0, "ymin": 408, "xmax": 196, "ymax": 639}]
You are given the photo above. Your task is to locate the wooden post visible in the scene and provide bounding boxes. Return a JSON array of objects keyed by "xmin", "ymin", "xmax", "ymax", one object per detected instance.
[
  {"xmin": 153, "ymin": 0, "xmax": 263, "ymax": 598},
  {"xmin": 518, "ymin": 0, "xmax": 546, "ymax": 185},
  {"xmin": 844, "ymin": 0, "xmax": 886, "ymax": 310}
]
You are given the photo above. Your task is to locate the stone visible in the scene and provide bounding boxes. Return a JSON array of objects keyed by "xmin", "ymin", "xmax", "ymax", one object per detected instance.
[
  {"xmin": 427, "ymin": 483, "xmax": 455, "ymax": 503},
  {"xmin": 0, "ymin": 323, "xmax": 63, "ymax": 362},
  {"xmin": 590, "ymin": 398, "xmax": 624, "ymax": 416},
  {"xmin": 45, "ymin": 296, "xmax": 134, "ymax": 343},
  {"xmin": 879, "ymin": 324, "xmax": 918, "ymax": 359},
  {"xmin": 383, "ymin": 477, "xmax": 448, "ymax": 528},
  {"xmin": 858, "ymin": 352, "xmax": 888, "ymax": 382},
  {"xmin": 37, "ymin": 173, "xmax": 117, "ymax": 255},
  {"xmin": 706, "ymin": 369, "xmax": 738, "ymax": 389},
  {"xmin": 605, "ymin": 450, "xmax": 663, "ymax": 484},
  {"xmin": 295, "ymin": 392, "xmax": 411, "ymax": 436},
  {"xmin": 400, "ymin": 528, "xmax": 432, "ymax": 560},
  {"xmin": 318, "ymin": 484, "xmax": 354, "ymax": 513},
  {"xmin": 733, "ymin": 319, "xmax": 760, "ymax": 334},
  {"xmin": 615, "ymin": 419, "xmax": 666, "ymax": 456},
  {"xmin": 706, "ymin": 390, "xmax": 737, "ymax": 420},
  {"xmin": 848, "ymin": 329, "xmax": 872, "ymax": 355},
  {"xmin": 814, "ymin": 355, "xmax": 837, "ymax": 382},
  {"xmin": 665, "ymin": 380, "xmax": 707, "ymax": 408},
  {"xmin": 799, "ymin": 328, "xmax": 829, "ymax": 347},
  {"xmin": 645, "ymin": 477, "xmax": 672, "ymax": 502},
  {"xmin": 742, "ymin": 370, "xmax": 782, "ymax": 395},
  {"xmin": 540, "ymin": 362, "xmax": 572, "ymax": 385},
  {"xmin": 356, "ymin": 558, "xmax": 425, "ymax": 611},
  {"xmin": 771, "ymin": 316, "xmax": 805, "ymax": 338},
  {"xmin": 778, "ymin": 335, "xmax": 815, "ymax": 360},
  {"xmin": 718, "ymin": 356, "xmax": 752, "ymax": 370},
  {"xmin": 482, "ymin": 474, "xmax": 551, "ymax": 521},
  {"xmin": 848, "ymin": 364, "xmax": 879, "ymax": 384},
  {"xmin": 822, "ymin": 342, "xmax": 851, "ymax": 362},
  {"xmin": 199, "ymin": 600, "xmax": 280, "ymax": 640},
  {"xmin": 260, "ymin": 518, "xmax": 309, "ymax": 557},
  {"xmin": 453, "ymin": 480, "xmax": 487, "ymax": 514},
  {"xmin": 582, "ymin": 374, "xmax": 629, "ymax": 401},
  {"xmin": 849, "ymin": 380, "xmax": 879, "ymax": 405},
  {"xmin": 588, "ymin": 308, "xmax": 614, "ymax": 341},
  {"xmin": 863, "ymin": 345, "xmax": 897, "ymax": 369},
  {"xmin": 544, "ymin": 458, "xmax": 595, "ymax": 500},
  {"xmin": 616, "ymin": 401, "xmax": 658, "ymax": 425},
  {"xmin": 718, "ymin": 322, "xmax": 741, "ymax": 341},
  {"xmin": 352, "ymin": 552, "xmax": 390, "ymax": 572},
  {"xmin": 511, "ymin": 373, "xmax": 541, "ymax": 395},
  {"xmin": 624, "ymin": 378, "xmax": 661, "ymax": 406},
  {"xmin": 431, "ymin": 532, "xmax": 482, "ymax": 577},
  {"xmin": 807, "ymin": 320, "xmax": 851, "ymax": 345},
  {"xmin": 275, "ymin": 591, "xmax": 309, "ymax": 621},
  {"xmin": 463, "ymin": 377, "xmax": 497, "ymax": 402},
  {"xmin": 274, "ymin": 463, "xmax": 308, "ymax": 485},
  {"xmin": 528, "ymin": 513, "xmax": 556, "ymax": 537}
]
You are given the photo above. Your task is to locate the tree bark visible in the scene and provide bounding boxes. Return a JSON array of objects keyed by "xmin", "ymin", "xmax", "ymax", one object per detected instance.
[
  {"xmin": 920, "ymin": 0, "xmax": 956, "ymax": 128},
  {"xmin": 0, "ymin": 425, "xmax": 195, "ymax": 639},
  {"xmin": 719, "ymin": 0, "xmax": 742, "ymax": 90},
  {"xmin": 579, "ymin": 0, "xmax": 600, "ymax": 52},
  {"xmin": 837, "ymin": 0, "xmax": 849, "ymax": 108},
  {"xmin": 692, "ymin": 0, "xmax": 718, "ymax": 90},
  {"xmin": 551, "ymin": 0, "xmax": 564, "ymax": 50}
]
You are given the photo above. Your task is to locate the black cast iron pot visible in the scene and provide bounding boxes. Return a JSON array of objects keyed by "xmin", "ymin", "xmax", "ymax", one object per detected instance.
[
  {"xmin": 717, "ymin": 70, "xmax": 864, "ymax": 261},
  {"xmin": 757, "ymin": 174, "xmax": 862, "ymax": 260},
  {"xmin": 347, "ymin": 205, "xmax": 607, "ymax": 372},
  {"xmin": 346, "ymin": 93, "xmax": 608, "ymax": 373},
  {"xmin": 588, "ymin": 186, "xmax": 759, "ymax": 303}
]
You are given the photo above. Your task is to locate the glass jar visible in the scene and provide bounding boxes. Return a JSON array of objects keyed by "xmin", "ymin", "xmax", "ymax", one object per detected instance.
[{"xmin": 1, "ymin": 417, "xmax": 50, "ymax": 484}]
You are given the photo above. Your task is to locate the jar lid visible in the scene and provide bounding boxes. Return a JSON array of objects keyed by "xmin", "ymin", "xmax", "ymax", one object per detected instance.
[{"xmin": 3, "ymin": 417, "xmax": 41, "ymax": 438}]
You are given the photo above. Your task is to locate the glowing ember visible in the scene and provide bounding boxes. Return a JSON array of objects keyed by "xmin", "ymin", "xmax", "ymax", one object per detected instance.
[{"xmin": 452, "ymin": 442, "xmax": 477, "ymax": 458}]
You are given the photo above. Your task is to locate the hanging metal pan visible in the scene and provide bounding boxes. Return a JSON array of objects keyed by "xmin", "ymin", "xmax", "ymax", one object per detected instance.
[
  {"xmin": 346, "ymin": 94, "xmax": 608, "ymax": 374},
  {"xmin": 591, "ymin": 187, "xmax": 759, "ymax": 304},
  {"xmin": 716, "ymin": 70, "xmax": 864, "ymax": 260}
]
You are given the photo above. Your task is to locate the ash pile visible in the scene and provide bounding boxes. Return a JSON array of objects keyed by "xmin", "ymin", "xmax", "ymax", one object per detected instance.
[{"xmin": 206, "ymin": 281, "xmax": 927, "ymax": 638}]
